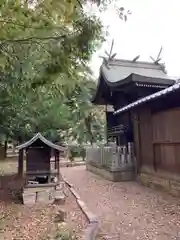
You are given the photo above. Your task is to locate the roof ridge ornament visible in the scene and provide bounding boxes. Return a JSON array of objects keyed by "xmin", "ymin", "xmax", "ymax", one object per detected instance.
[
  {"xmin": 149, "ymin": 46, "xmax": 167, "ymax": 74},
  {"xmin": 132, "ymin": 55, "xmax": 140, "ymax": 62},
  {"xmin": 99, "ymin": 39, "xmax": 117, "ymax": 69}
]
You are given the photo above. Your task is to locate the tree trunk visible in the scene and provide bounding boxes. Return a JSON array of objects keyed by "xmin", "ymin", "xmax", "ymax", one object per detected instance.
[
  {"xmin": 84, "ymin": 116, "xmax": 94, "ymax": 145},
  {"xmin": 4, "ymin": 139, "xmax": 7, "ymax": 159}
]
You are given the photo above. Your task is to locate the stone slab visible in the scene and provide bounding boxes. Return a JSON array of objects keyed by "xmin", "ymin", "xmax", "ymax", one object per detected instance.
[
  {"xmin": 23, "ymin": 192, "xmax": 36, "ymax": 205},
  {"xmin": 36, "ymin": 191, "xmax": 50, "ymax": 203},
  {"xmin": 24, "ymin": 186, "xmax": 55, "ymax": 193}
]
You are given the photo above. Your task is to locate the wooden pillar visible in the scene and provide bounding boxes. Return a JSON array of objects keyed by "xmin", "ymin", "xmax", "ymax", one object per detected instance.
[
  {"xmin": 56, "ymin": 150, "xmax": 60, "ymax": 182},
  {"xmin": 18, "ymin": 149, "xmax": 24, "ymax": 177},
  {"xmin": 55, "ymin": 150, "xmax": 58, "ymax": 169},
  {"xmin": 133, "ymin": 112, "xmax": 141, "ymax": 175}
]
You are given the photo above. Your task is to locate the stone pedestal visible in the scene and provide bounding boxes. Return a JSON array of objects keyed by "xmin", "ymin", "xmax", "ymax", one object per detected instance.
[{"xmin": 22, "ymin": 181, "xmax": 66, "ymax": 205}]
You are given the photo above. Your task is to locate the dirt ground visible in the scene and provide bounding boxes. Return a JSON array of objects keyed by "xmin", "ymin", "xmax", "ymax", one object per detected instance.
[
  {"xmin": 0, "ymin": 159, "xmax": 87, "ymax": 240},
  {"xmin": 61, "ymin": 166, "xmax": 180, "ymax": 240}
]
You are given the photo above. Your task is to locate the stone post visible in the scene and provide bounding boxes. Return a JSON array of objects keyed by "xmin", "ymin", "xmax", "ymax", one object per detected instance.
[{"xmin": 110, "ymin": 143, "xmax": 118, "ymax": 171}]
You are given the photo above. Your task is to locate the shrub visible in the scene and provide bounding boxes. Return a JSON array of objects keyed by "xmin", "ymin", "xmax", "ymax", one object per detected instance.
[{"xmin": 68, "ymin": 145, "xmax": 86, "ymax": 161}]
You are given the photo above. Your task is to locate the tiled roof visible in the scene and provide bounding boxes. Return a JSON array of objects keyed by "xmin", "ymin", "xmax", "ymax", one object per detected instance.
[
  {"xmin": 16, "ymin": 133, "xmax": 66, "ymax": 151},
  {"xmin": 101, "ymin": 59, "xmax": 170, "ymax": 83},
  {"xmin": 114, "ymin": 81, "xmax": 180, "ymax": 115}
]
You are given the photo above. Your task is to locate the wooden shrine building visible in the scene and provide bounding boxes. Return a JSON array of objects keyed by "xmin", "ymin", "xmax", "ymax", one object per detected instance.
[
  {"xmin": 92, "ymin": 59, "xmax": 175, "ymax": 145},
  {"xmin": 114, "ymin": 80, "xmax": 180, "ymax": 196},
  {"xmin": 16, "ymin": 133, "xmax": 65, "ymax": 186},
  {"xmin": 92, "ymin": 58, "xmax": 180, "ymax": 196}
]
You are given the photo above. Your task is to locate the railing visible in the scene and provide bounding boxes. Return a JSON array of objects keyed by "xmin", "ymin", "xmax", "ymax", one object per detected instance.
[
  {"xmin": 107, "ymin": 125, "xmax": 125, "ymax": 136},
  {"xmin": 86, "ymin": 142, "xmax": 134, "ymax": 172}
]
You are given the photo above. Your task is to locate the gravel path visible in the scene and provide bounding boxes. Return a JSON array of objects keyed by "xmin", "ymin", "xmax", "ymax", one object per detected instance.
[{"xmin": 61, "ymin": 166, "xmax": 180, "ymax": 240}]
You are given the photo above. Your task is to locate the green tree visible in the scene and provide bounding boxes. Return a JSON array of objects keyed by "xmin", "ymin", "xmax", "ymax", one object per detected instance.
[{"xmin": 0, "ymin": 0, "xmax": 130, "ymax": 149}]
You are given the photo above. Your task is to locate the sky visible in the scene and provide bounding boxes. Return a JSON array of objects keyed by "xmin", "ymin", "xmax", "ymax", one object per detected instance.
[{"xmin": 89, "ymin": 0, "xmax": 180, "ymax": 79}]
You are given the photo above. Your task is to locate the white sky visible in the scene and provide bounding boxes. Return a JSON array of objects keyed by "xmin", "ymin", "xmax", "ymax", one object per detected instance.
[{"xmin": 89, "ymin": 0, "xmax": 180, "ymax": 79}]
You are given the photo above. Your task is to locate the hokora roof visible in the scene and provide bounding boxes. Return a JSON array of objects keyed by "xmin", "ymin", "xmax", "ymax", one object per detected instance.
[
  {"xmin": 114, "ymin": 81, "xmax": 180, "ymax": 115},
  {"xmin": 101, "ymin": 59, "xmax": 172, "ymax": 83},
  {"xmin": 16, "ymin": 133, "xmax": 66, "ymax": 151}
]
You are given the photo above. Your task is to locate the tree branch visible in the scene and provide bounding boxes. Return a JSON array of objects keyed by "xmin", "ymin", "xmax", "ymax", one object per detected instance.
[
  {"xmin": 0, "ymin": 35, "xmax": 67, "ymax": 44},
  {"xmin": 0, "ymin": 20, "xmax": 64, "ymax": 30},
  {"xmin": 76, "ymin": 0, "xmax": 83, "ymax": 8}
]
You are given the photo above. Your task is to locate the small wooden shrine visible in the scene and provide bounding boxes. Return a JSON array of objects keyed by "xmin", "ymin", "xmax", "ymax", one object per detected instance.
[{"xmin": 16, "ymin": 133, "xmax": 66, "ymax": 204}]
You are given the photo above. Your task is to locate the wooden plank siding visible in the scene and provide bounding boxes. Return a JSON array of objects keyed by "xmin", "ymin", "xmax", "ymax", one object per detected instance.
[
  {"xmin": 152, "ymin": 108, "xmax": 180, "ymax": 173},
  {"xmin": 134, "ymin": 106, "xmax": 180, "ymax": 174},
  {"xmin": 138, "ymin": 108, "xmax": 154, "ymax": 167}
]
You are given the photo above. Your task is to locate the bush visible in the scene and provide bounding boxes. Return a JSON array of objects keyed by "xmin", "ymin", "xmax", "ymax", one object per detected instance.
[{"xmin": 68, "ymin": 145, "xmax": 86, "ymax": 161}]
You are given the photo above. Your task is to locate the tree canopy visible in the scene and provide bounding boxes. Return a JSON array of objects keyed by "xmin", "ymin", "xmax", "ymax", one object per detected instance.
[{"xmin": 0, "ymin": 0, "xmax": 107, "ymax": 144}]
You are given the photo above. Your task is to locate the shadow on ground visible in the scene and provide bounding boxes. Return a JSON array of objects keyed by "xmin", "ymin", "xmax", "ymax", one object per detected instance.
[{"xmin": 0, "ymin": 174, "xmax": 24, "ymax": 204}]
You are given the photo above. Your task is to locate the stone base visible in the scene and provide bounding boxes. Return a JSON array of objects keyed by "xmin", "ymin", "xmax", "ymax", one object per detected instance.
[
  {"xmin": 22, "ymin": 182, "xmax": 66, "ymax": 205},
  {"xmin": 138, "ymin": 166, "xmax": 180, "ymax": 197},
  {"xmin": 86, "ymin": 164, "xmax": 135, "ymax": 182},
  {"xmin": 23, "ymin": 192, "xmax": 36, "ymax": 205},
  {"xmin": 36, "ymin": 190, "xmax": 51, "ymax": 203}
]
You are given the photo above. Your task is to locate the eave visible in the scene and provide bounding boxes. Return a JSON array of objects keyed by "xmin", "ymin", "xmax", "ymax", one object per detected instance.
[{"xmin": 16, "ymin": 133, "xmax": 66, "ymax": 151}]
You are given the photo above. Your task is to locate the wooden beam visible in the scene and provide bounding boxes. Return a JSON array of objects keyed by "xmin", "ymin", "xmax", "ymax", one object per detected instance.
[{"xmin": 18, "ymin": 149, "xmax": 23, "ymax": 177}]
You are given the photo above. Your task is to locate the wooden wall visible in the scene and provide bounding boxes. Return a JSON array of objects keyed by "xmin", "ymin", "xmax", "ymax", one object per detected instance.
[
  {"xmin": 136, "ymin": 109, "xmax": 153, "ymax": 166},
  {"xmin": 26, "ymin": 147, "xmax": 51, "ymax": 172},
  {"xmin": 134, "ymin": 106, "xmax": 180, "ymax": 174},
  {"xmin": 152, "ymin": 108, "xmax": 180, "ymax": 173}
]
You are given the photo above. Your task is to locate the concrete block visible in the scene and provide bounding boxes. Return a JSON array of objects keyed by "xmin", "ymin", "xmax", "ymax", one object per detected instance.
[
  {"xmin": 36, "ymin": 191, "xmax": 50, "ymax": 203},
  {"xmin": 23, "ymin": 192, "xmax": 36, "ymax": 205}
]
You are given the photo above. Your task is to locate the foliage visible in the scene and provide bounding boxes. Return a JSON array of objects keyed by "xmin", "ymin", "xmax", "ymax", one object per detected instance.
[
  {"xmin": 68, "ymin": 145, "xmax": 86, "ymax": 161},
  {"xmin": 0, "ymin": 0, "xmax": 129, "ymax": 144},
  {"xmin": 0, "ymin": 0, "xmax": 106, "ymax": 144},
  {"xmin": 63, "ymin": 77, "xmax": 105, "ymax": 144}
]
